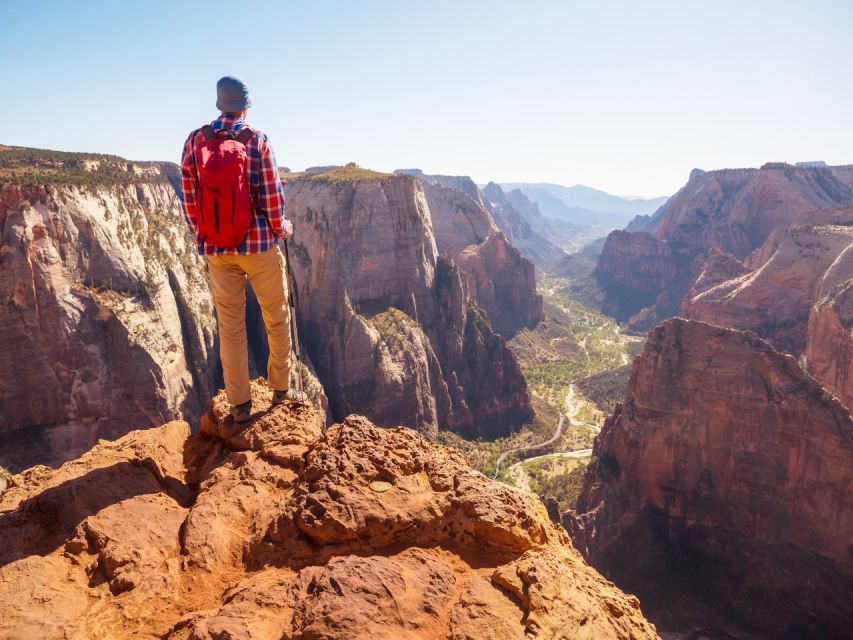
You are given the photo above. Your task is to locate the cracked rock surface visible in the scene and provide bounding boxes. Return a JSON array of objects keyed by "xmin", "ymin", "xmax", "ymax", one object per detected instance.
[{"xmin": 0, "ymin": 380, "xmax": 658, "ymax": 639}]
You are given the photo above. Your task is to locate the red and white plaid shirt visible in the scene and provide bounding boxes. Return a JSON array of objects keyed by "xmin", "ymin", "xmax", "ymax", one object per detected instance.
[{"xmin": 180, "ymin": 113, "xmax": 286, "ymax": 255}]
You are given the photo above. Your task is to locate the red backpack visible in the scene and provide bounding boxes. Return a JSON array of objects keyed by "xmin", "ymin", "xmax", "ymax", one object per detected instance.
[{"xmin": 193, "ymin": 125, "xmax": 256, "ymax": 248}]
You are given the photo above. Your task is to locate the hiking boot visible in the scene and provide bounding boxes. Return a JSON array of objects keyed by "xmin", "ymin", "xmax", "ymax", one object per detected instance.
[
  {"xmin": 271, "ymin": 388, "xmax": 306, "ymax": 406},
  {"xmin": 230, "ymin": 400, "xmax": 253, "ymax": 423}
]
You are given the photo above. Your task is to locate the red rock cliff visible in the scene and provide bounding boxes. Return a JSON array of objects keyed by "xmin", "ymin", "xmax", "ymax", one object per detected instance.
[
  {"xmin": 807, "ymin": 241, "xmax": 853, "ymax": 410},
  {"xmin": 683, "ymin": 220, "xmax": 853, "ymax": 355},
  {"xmin": 419, "ymin": 177, "xmax": 543, "ymax": 337},
  {"xmin": 568, "ymin": 318, "xmax": 853, "ymax": 638},
  {"xmin": 0, "ymin": 168, "xmax": 217, "ymax": 471},
  {"xmin": 593, "ymin": 164, "xmax": 853, "ymax": 324},
  {"xmin": 283, "ymin": 170, "xmax": 532, "ymax": 438}
]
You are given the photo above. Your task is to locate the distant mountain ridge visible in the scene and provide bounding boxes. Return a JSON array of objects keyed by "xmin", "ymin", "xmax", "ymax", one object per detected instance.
[{"xmin": 501, "ymin": 182, "xmax": 668, "ymax": 229}]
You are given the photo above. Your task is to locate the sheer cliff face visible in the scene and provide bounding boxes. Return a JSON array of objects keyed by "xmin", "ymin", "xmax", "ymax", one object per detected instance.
[
  {"xmin": 481, "ymin": 181, "xmax": 567, "ymax": 271},
  {"xmin": 683, "ymin": 221, "xmax": 853, "ymax": 355},
  {"xmin": 0, "ymin": 176, "xmax": 217, "ymax": 470},
  {"xmin": 807, "ymin": 242, "xmax": 853, "ymax": 409},
  {"xmin": 594, "ymin": 164, "xmax": 853, "ymax": 324},
  {"xmin": 283, "ymin": 172, "xmax": 532, "ymax": 438},
  {"xmin": 681, "ymin": 207, "xmax": 853, "ymax": 410},
  {"xmin": 593, "ymin": 230, "xmax": 693, "ymax": 324},
  {"xmin": 652, "ymin": 165, "xmax": 853, "ymax": 257},
  {"xmin": 419, "ymin": 178, "xmax": 544, "ymax": 337},
  {"xmin": 0, "ymin": 383, "xmax": 659, "ymax": 640},
  {"xmin": 569, "ymin": 319, "xmax": 853, "ymax": 637}
]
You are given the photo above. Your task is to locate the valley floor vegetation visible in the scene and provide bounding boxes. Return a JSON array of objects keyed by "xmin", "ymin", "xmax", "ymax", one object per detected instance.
[{"xmin": 442, "ymin": 275, "xmax": 642, "ymax": 510}]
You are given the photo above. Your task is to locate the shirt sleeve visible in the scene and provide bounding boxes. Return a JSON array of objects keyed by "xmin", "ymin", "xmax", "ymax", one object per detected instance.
[
  {"xmin": 180, "ymin": 130, "xmax": 200, "ymax": 237},
  {"xmin": 256, "ymin": 133, "xmax": 286, "ymax": 236}
]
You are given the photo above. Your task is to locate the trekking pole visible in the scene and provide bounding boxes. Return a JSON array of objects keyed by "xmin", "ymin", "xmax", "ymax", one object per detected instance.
[{"xmin": 282, "ymin": 238, "xmax": 305, "ymax": 400}]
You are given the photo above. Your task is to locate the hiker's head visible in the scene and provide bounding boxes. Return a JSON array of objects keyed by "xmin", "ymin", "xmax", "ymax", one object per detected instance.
[{"xmin": 216, "ymin": 75, "xmax": 252, "ymax": 115}]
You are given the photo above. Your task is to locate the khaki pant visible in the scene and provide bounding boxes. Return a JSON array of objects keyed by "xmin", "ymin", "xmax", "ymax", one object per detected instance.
[{"xmin": 206, "ymin": 247, "xmax": 291, "ymax": 406}]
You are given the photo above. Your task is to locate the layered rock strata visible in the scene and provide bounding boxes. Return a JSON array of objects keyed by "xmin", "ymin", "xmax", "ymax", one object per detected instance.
[
  {"xmin": 283, "ymin": 170, "xmax": 532, "ymax": 438},
  {"xmin": 683, "ymin": 222, "xmax": 853, "ymax": 355},
  {"xmin": 568, "ymin": 318, "xmax": 853, "ymax": 638},
  {"xmin": 0, "ymin": 381, "xmax": 659, "ymax": 640},
  {"xmin": 680, "ymin": 207, "xmax": 853, "ymax": 409},
  {"xmin": 593, "ymin": 164, "xmax": 853, "ymax": 326},
  {"xmin": 806, "ymin": 241, "xmax": 853, "ymax": 409},
  {"xmin": 0, "ymin": 163, "xmax": 217, "ymax": 470},
  {"xmin": 417, "ymin": 176, "xmax": 543, "ymax": 336}
]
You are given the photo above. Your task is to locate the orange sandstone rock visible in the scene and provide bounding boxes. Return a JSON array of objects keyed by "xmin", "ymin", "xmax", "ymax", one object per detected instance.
[{"xmin": 0, "ymin": 381, "xmax": 658, "ymax": 640}]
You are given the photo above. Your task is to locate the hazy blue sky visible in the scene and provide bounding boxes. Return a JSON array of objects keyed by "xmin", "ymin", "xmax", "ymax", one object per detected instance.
[{"xmin": 2, "ymin": 0, "xmax": 851, "ymax": 196}]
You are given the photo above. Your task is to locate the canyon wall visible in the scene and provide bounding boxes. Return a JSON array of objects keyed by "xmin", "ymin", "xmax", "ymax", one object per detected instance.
[
  {"xmin": 0, "ymin": 166, "xmax": 217, "ymax": 470},
  {"xmin": 418, "ymin": 176, "xmax": 543, "ymax": 337},
  {"xmin": 682, "ymin": 207, "xmax": 853, "ymax": 408},
  {"xmin": 282, "ymin": 169, "xmax": 533, "ymax": 438},
  {"xmin": 568, "ymin": 318, "xmax": 853, "ymax": 638},
  {"xmin": 683, "ymin": 221, "xmax": 853, "ymax": 355},
  {"xmin": 806, "ymin": 241, "xmax": 853, "ymax": 410},
  {"xmin": 593, "ymin": 230, "xmax": 691, "ymax": 323},
  {"xmin": 592, "ymin": 164, "xmax": 853, "ymax": 326}
]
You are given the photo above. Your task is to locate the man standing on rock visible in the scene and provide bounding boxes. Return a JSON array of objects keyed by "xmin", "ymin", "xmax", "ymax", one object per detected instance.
[{"xmin": 180, "ymin": 75, "xmax": 299, "ymax": 423}]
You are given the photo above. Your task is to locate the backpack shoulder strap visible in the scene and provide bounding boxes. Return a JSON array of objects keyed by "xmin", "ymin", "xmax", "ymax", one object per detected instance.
[
  {"xmin": 200, "ymin": 125, "xmax": 216, "ymax": 141},
  {"xmin": 235, "ymin": 126, "xmax": 257, "ymax": 145}
]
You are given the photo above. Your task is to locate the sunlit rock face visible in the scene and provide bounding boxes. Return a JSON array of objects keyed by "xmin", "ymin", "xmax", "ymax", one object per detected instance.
[
  {"xmin": 0, "ymin": 381, "xmax": 659, "ymax": 640},
  {"xmin": 683, "ymin": 214, "xmax": 853, "ymax": 355},
  {"xmin": 0, "ymin": 170, "xmax": 218, "ymax": 470},
  {"xmin": 568, "ymin": 318, "xmax": 853, "ymax": 639},
  {"xmin": 806, "ymin": 239, "xmax": 853, "ymax": 410},
  {"xmin": 418, "ymin": 176, "xmax": 544, "ymax": 337},
  {"xmin": 593, "ymin": 164, "xmax": 853, "ymax": 327},
  {"xmin": 283, "ymin": 170, "xmax": 532, "ymax": 438}
]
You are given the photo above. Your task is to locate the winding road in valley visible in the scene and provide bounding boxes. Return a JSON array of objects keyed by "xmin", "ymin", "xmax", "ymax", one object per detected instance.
[
  {"xmin": 493, "ymin": 384, "xmax": 601, "ymax": 483},
  {"xmin": 493, "ymin": 415, "xmax": 565, "ymax": 479}
]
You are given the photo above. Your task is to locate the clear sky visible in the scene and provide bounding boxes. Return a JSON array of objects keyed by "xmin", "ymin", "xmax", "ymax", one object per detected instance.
[{"xmin": 2, "ymin": 0, "xmax": 851, "ymax": 197}]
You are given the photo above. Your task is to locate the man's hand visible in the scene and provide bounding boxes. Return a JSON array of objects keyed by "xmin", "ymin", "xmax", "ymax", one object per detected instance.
[{"xmin": 280, "ymin": 219, "xmax": 294, "ymax": 240}]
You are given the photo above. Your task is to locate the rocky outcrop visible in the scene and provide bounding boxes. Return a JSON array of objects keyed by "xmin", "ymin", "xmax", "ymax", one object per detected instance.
[
  {"xmin": 568, "ymin": 318, "xmax": 853, "ymax": 638},
  {"xmin": 807, "ymin": 242, "xmax": 853, "ymax": 409},
  {"xmin": 454, "ymin": 232, "xmax": 543, "ymax": 336},
  {"xmin": 683, "ymin": 222, "xmax": 853, "ymax": 355},
  {"xmin": 283, "ymin": 170, "xmax": 532, "ymax": 438},
  {"xmin": 593, "ymin": 230, "xmax": 694, "ymax": 325},
  {"xmin": 0, "ymin": 381, "xmax": 659, "ymax": 640},
  {"xmin": 0, "ymin": 159, "xmax": 217, "ymax": 471},
  {"xmin": 417, "ymin": 178, "xmax": 497, "ymax": 256},
  {"xmin": 593, "ymin": 163, "xmax": 853, "ymax": 323},
  {"xmin": 418, "ymin": 177, "xmax": 543, "ymax": 337},
  {"xmin": 481, "ymin": 182, "xmax": 567, "ymax": 270}
]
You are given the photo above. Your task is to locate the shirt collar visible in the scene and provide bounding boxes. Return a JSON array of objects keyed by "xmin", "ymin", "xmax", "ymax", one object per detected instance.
[{"xmin": 214, "ymin": 113, "xmax": 244, "ymax": 129}]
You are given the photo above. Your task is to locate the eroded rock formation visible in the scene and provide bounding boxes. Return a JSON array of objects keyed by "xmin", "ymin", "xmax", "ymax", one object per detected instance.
[
  {"xmin": 592, "ymin": 163, "xmax": 853, "ymax": 325},
  {"xmin": 0, "ymin": 166, "xmax": 217, "ymax": 471},
  {"xmin": 417, "ymin": 176, "xmax": 543, "ymax": 337},
  {"xmin": 568, "ymin": 318, "xmax": 853, "ymax": 638},
  {"xmin": 807, "ymin": 241, "xmax": 853, "ymax": 410},
  {"xmin": 593, "ymin": 230, "xmax": 690, "ymax": 323},
  {"xmin": 0, "ymin": 381, "xmax": 659, "ymax": 640},
  {"xmin": 683, "ymin": 221, "xmax": 853, "ymax": 355},
  {"xmin": 283, "ymin": 170, "xmax": 532, "ymax": 438}
]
